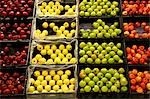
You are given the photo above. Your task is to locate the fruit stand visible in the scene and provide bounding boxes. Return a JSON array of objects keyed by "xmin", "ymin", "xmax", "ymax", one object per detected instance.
[{"xmin": 0, "ymin": 0, "xmax": 149, "ymax": 99}]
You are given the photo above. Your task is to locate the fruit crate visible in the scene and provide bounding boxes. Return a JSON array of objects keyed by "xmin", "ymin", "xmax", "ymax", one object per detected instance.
[
  {"xmin": 125, "ymin": 39, "xmax": 150, "ymax": 66},
  {"xmin": 0, "ymin": 67, "xmax": 27, "ymax": 97},
  {"xmin": 78, "ymin": 0, "xmax": 121, "ymax": 18},
  {"xmin": 0, "ymin": 18, "xmax": 33, "ymax": 42},
  {"xmin": 30, "ymin": 39, "xmax": 78, "ymax": 66},
  {"xmin": 77, "ymin": 65, "xmax": 129, "ymax": 98},
  {"xmin": 78, "ymin": 38, "xmax": 126, "ymax": 65},
  {"xmin": 121, "ymin": 0, "xmax": 150, "ymax": 17},
  {"xmin": 36, "ymin": 0, "xmax": 77, "ymax": 18},
  {"xmin": 123, "ymin": 17, "xmax": 150, "ymax": 39},
  {"xmin": 78, "ymin": 17, "xmax": 123, "ymax": 39},
  {"xmin": 32, "ymin": 18, "xmax": 77, "ymax": 40},
  {"xmin": 26, "ymin": 65, "xmax": 77, "ymax": 94},
  {"xmin": 0, "ymin": 0, "xmax": 35, "ymax": 19},
  {"xmin": 0, "ymin": 42, "xmax": 30, "ymax": 67},
  {"xmin": 127, "ymin": 65, "xmax": 150, "ymax": 95}
]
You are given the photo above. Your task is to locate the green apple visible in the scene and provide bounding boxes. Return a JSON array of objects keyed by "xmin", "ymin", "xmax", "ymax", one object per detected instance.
[
  {"xmin": 97, "ymin": 46, "xmax": 103, "ymax": 52},
  {"xmin": 108, "ymin": 58, "xmax": 115, "ymax": 64},
  {"xmin": 79, "ymin": 57, "xmax": 86, "ymax": 63},
  {"xmin": 113, "ymin": 72, "xmax": 120, "ymax": 79},
  {"xmin": 116, "ymin": 43, "xmax": 121, "ymax": 49},
  {"xmin": 79, "ymin": 80, "xmax": 86, "ymax": 87},
  {"xmin": 93, "ymin": 76, "xmax": 99, "ymax": 82},
  {"xmin": 87, "ymin": 58, "xmax": 93, "ymax": 64},
  {"xmin": 102, "ymin": 58, "xmax": 107, "ymax": 64},
  {"xmin": 92, "ymin": 85, "xmax": 99, "ymax": 92},
  {"xmin": 97, "ymin": 26, "xmax": 103, "ymax": 31},
  {"xmin": 101, "ymin": 77, "xmax": 108, "ymax": 83},
  {"xmin": 121, "ymin": 86, "xmax": 128, "ymax": 92},
  {"xmin": 85, "ymin": 12, "xmax": 90, "ymax": 17},
  {"xmin": 97, "ymin": 72, "xmax": 104, "ymax": 78},
  {"xmin": 79, "ymin": 50, "xmax": 85, "ymax": 56},
  {"xmin": 93, "ymin": 43, "xmax": 99, "ymax": 48},
  {"xmin": 113, "ymin": 55, "xmax": 120, "ymax": 61},
  {"xmin": 120, "ymin": 77, "xmax": 128, "ymax": 86},
  {"xmin": 118, "ymin": 68, "xmax": 125, "ymax": 74},
  {"xmin": 82, "ymin": 32, "xmax": 89, "ymax": 38},
  {"xmin": 79, "ymin": 42, "xmax": 86, "ymax": 48},
  {"xmin": 90, "ymin": 33, "xmax": 96, "ymax": 38},
  {"xmin": 83, "ymin": 46, "xmax": 90, "ymax": 52},
  {"xmin": 112, "ymin": 46, "xmax": 118, "ymax": 52},
  {"xmin": 91, "ymin": 11, "xmax": 96, "ymax": 16},
  {"xmin": 83, "ymin": 55, "xmax": 88, "ymax": 59},
  {"xmin": 110, "ymin": 85, "xmax": 118, "ymax": 92},
  {"xmin": 109, "ymin": 51, "xmax": 116, "ymax": 56},
  {"xmin": 97, "ymin": 33, "xmax": 103, "ymax": 38},
  {"xmin": 110, "ymin": 77, "xmax": 117, "ymax": 83},
  {"xmin": 106, "ymin": 81, "xmax": 112, "ymax": 88},
  {"xmin": 92, "ymin": 68, "xmax": 99, "ymax": 74},
  {"xmin": 88, "ymin": 80, "xmax": 95, "ymax": 87},
  {"xmin": 104, "ymin": 25, "xmax": 109, "ymax": 30},
  {"xmin": 101, "ymin": 50, "xmax": 107, "ymax": 55},
  {"xmin": 95, "ymin": 58, "xmax": 101, "ymax": 64},
  {"xmin": 80, "ymin": 11, "xmax": 85, "ymax": 16},
  {"xmin": 101, "ymin": 86, "xmax": 108, "ymax": 92},
  {"xmin": 105, "ymin": 54, "xmax": 110, "ymax": 59},
  {"xmin": 84, "ymin": 77, "xmax": 91, "ymax": 83},
  {"xmin": 97, "ymin": 81, "xmax": 103, "ymax": 87},
  {"xmin": 105, "ymin": 73, "xmax": 112, "ymax": 79},
  {"xmin": 108, "ymin": 68, "xmax": 115, "ymax": 75},
  {"xmin": 93, "ymin": 22, "xmax": 99, "ymax": 29},
  {"xmin": 88, "ymin": 73, "xmax": 95, "ymax": 78},
  {"xmin": 114, "ymin": 80, "xmax": 120, "ymax": 88},
  {"xmin": 84, "ymin": 85, "xmax": 91, "ymax": 92},
  {"xmin": 117, "ymin": 50, "xmax": 123, "ymax": 56}
]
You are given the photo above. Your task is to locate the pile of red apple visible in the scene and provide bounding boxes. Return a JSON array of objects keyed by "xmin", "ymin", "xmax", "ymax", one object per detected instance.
[
  {"xmin": 0, "ymin": 71, "xmax": 26, "ymax": 95},
  {"xmin": 124, "ymin": 21, "xmax": 150, "ymax": 39},
  {"xmin": 0, "ymin": 21, "xmax": 32, "ymax": 40},
  {"xmin": 0, "ymin": 0, "xmax": 34, "ymax": 18},
  {"xmin": 129, "ymin": 69, "xmax": 150, "ymax": 94},
  {"xmin": 0, "ymin": 45, "xmax": 29, "ymax": 67},
  {"xmin": 126, "ymin": 45, "xmax": 150, "ymax": 64},
  {"xmin": 122, "ymin": 0, "xmax": 150, "ymax": 16}
]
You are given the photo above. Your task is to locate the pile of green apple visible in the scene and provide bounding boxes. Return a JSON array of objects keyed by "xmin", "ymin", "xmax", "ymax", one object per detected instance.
[
  {"xmin": 38, "ymin": 1, "xmax": 76, "ymax": 16},
  {"xmin": 79, "ymin": 42, "xmax": 124, "ymax": 64},
  {"xmin": 28, "ymin": 69, "xmax": 76, "ymax": 93},
  {"xmin": 34, "ymin": 21, "xmax": 76, "ymax": 40},
  {"xmin": 79, "ymin": 0, "xmax": 120, "ymax": 17},
  {"xmin": 80, "ymin": 19, "xmax": 121, "ymax": 38},
  {"xmin": 79, "ymin": 67, "xmax": 128, "ymax": 93},
  {"xmin": 31, "ymin": 43, "xmax": 77, "ymax": 65}
]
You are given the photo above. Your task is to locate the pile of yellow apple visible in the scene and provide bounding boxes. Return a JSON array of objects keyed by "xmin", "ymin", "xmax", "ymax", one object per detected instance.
[
  {"xmin": 34, "ymin": 21, "xmax": 76, "ymax": 39},
  {"xmin": 38, "ymin": 1, "xmax": 76, "ymax": 16},
  {"xmin": 28, "ymin": 69, "xmax": 76, "ymax": 93},
  {"xmin": 31, "ymin": 43, "xmax": 77, "ymax": 65}
]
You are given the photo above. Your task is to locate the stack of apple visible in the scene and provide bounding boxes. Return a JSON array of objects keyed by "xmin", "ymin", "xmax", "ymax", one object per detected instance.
[
  {"xmin": 126, "ymin": 45, "xmax": 150, "ymax": 64},
  {"xmin": 79, "ymin": 0, "xmax": 120, "ymax": 17},
  {"xmin": 124, "ymin": 21, "xmax": 150, "ymax": 39},
  {"xmin": 34, "ymin": 20, "xmax": 76, "ymax": 40},
  {"xmin": 122, "ymin": 0, "xmax": 150, "ymax": 16},
  {"xmin": 79, "ymin": 67, "xmax": 128, "ymax": 93},
  {"xmin": 0, "ymin": 21, "xmax": 32, "ymax": 40},
  {"xmin": 31, "ymin": 43, "xmax": 77, "ymax": 65},
  {"xmin": 129, "ymin": 69, "xmax": 150, "ymax": 94},
  {"xmin": 0, "ymin": 44, "xmax": 29, "ymax": 67},
  {"xmin": 80, "ymin": 19, "xmax": 121, "ymax": 38},
  {"xmin": 38, "ymin": 1, "xmax": 76, "ymax": 16},
  {"xmin": 79, "ymin": 41, "xmax": 124, "ymax": 64},
  {"xmin": 0, "ymin": 0, "xmax": 34, "ymax": 18},
  {"xmin": 28, "ymin": 69, "xmax": 76, "ymax": 93},
  {"xmin": 0, "ymin": 71, "xmax": 26, "ymax": 95}
]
